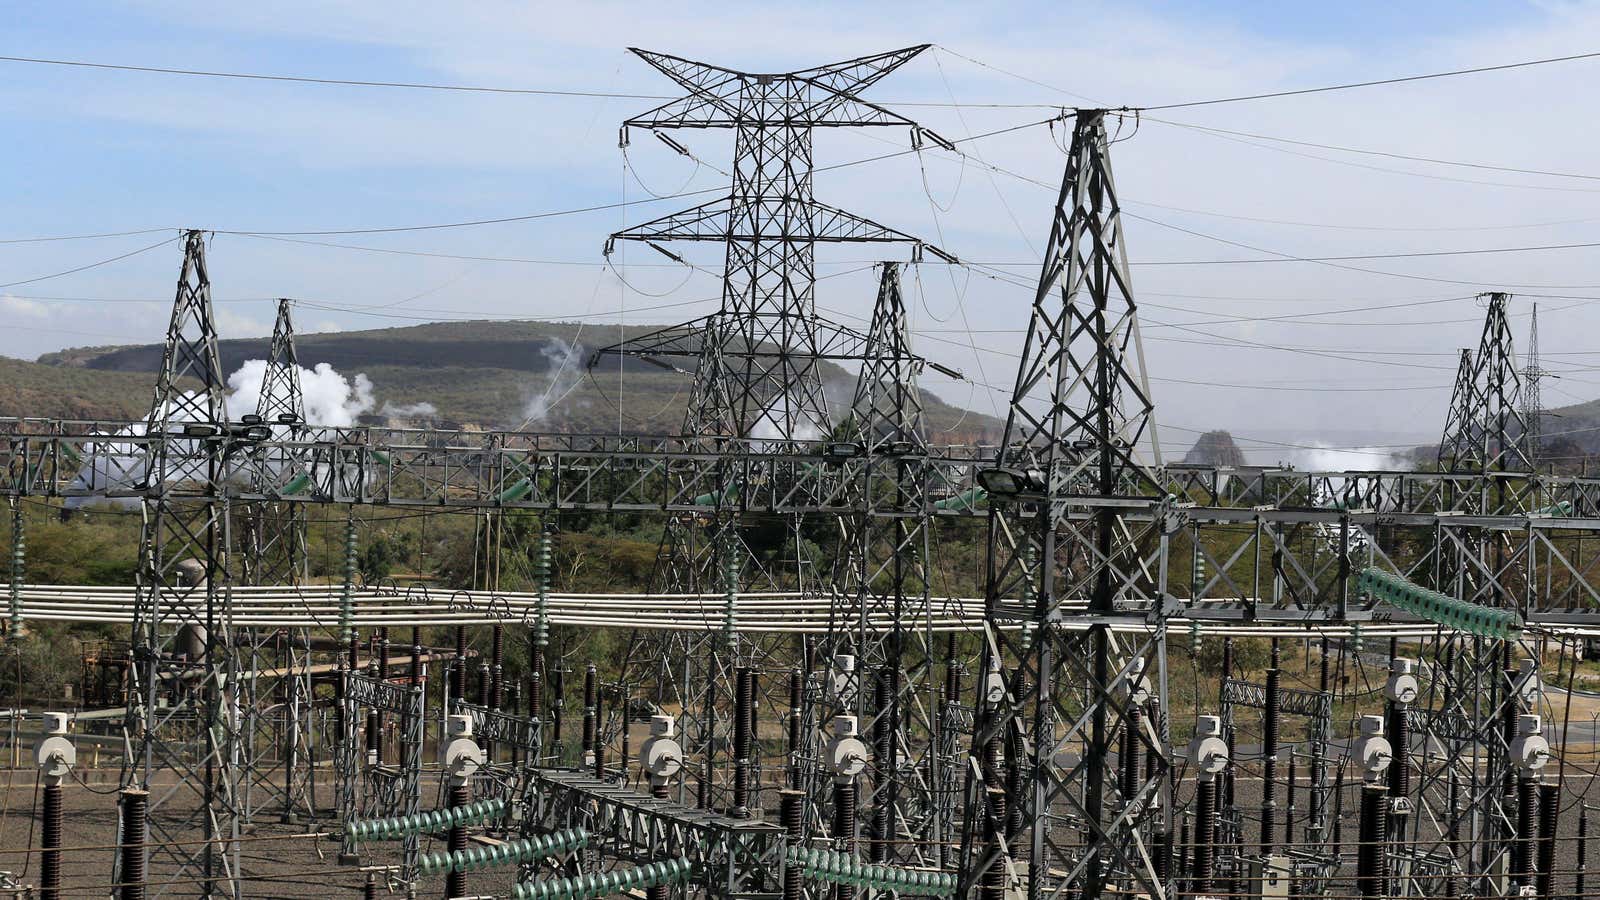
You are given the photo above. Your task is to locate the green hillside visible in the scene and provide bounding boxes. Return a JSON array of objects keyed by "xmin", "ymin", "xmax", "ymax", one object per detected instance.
[{"xmin": 22, "ymin": 319, "xmax": 1003, "ymax": 440}]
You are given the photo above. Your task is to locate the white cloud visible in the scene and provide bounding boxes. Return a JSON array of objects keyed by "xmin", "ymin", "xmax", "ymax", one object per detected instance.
[{"xmin": 0, "ymin": 294, "xmax": 48, "ymax": 318}]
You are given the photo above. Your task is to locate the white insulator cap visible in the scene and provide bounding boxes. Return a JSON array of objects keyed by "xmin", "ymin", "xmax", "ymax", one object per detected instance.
[
  {"xmin": 826, "ymin": 715, "xmax": 869, "ymax": 778},
  {"xmin": 1188, "ymin": 715, "xmax": 1229, "ymax": 777},
  {"xmin": 1512, "ymin": 714, "xmax": 1551, "ymax": 774},
  {"xmin": 1354, "ymin": 715, "xmax": 1392, "ymax": 779},
  {"xmin": 34, "ymin": 712, "xmax": 75, "ymax": 784},
  {"xmin": 1385, "ymin": 659, "xmax": 1419, "ymax": 705},
  {"xmin": 640, "ymin": 716, "xmax": 684, "ymax": 780}
]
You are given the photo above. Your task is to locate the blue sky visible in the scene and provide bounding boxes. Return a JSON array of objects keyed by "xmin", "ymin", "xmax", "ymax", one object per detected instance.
[{"xmin": 4, "ymin": 1, "xmax": 1600, "ymax": 457}]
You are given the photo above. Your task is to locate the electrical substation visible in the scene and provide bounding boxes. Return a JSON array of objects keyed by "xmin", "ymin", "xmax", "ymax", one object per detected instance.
[{"xmin": 4, "ymin": 44, "xmax": 1600, "ymax": 900}]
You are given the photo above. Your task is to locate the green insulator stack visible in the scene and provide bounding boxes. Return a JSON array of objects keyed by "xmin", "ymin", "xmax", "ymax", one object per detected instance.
[
  {"xmin": 1350, "ymin": 622, "xmax": 1364, "ymax": 655},
  {"xmin": 512, "ymin": 857, "xmax": 694, "ymax": 900},
  {"xmin": 345, "ymin": 798, "xmax": 507, "ymax": 842},
  {"xmin": 1356, "ymin": 567, "xmax": 1523, "ymax": 640},
  {"xmin": 932, "ymin": 487, "xmax": 985, "ymax": 511},
  {"xmin": 419, "ymin": 827, "xmax": 589, "ymax": 874},
  {"xmin": 8, "ymin": 500, "xmax": 22, "ymax": 640},
  {"xmin": 279, "ymin": 471, "xmax": 312, "ymax": 497},
  {"xmin": 787, "ymin": 847, "xmax": 957, "ymax": 897},
  {"xmin": 339, "ymin": 514, "xmax": 358, "ymax": 647},
  {"xmin": 1189, "ymin": 620, "xmax": 1202, "ymax": 657}
]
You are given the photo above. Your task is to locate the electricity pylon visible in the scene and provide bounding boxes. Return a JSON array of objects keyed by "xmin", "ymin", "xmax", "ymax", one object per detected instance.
[
  {"xmin": 591, "ymin": 47, "xmax": 950, "ymax": 815},
  {"xmin": 814, "ymin": 261, "xmax": 946, "ymax": 864},
  {"xmin": 239, "ymin": 298, "xmax": 316, "ymax": 827},
  {"xmin": 961, "ymin": 110, "xmax": 1174, "ymax": 900},
  {"xmin": 123, "ymin": 230, "xmax": 242, "ymax": 899},
  {"xmin": 1437, "ymin": 292, "xmax": 1532, "ymax": 485}
]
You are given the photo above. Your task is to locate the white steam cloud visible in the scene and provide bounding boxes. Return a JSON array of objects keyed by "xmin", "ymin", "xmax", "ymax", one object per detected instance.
[
  {"xmin": 379, "ymin": 400, "xmax": 438, "ymax": 418},
  {"xmin": 1294, "ymin": 445, "xmax": 1410, "ymax": 473},
  {"xmin": 522, "ymin": 339, "xmax": 583, "ymax": 427},
  {"xmin": 66, "ymin": 360, "xmax": 378, "ymax": 506},
  {"xmin": 225, "ymin": 359, "xmax": 374, "ymax": 427}
]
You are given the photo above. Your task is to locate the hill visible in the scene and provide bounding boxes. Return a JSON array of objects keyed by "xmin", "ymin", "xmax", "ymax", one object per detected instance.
[
  {"xmin": 1180, "ymin": 430, "xmax": 1247, "ymax": 467},
  {"xmin": 21, "ymin": 319, "xmax": 1003, "ymax": 441}
]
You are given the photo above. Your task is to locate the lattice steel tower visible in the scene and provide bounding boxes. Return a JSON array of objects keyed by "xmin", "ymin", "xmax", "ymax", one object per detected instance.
[
  {"xmin": 962, "ymin": 109, "xmax": 1173, "ymax": 900},
  {"xmin": 594, "ymin": 46, "xmax": 950, "ymax": 440},
  {"xmin": 1438, "ymin": 292, "xmax": 1532, "ymax": 481},
  {"xmin": 123, "ymin": 230, "xmax": 242, "ymax": 898}
]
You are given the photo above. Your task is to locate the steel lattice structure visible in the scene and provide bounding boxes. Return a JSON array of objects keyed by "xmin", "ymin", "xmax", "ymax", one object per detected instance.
[
  {"xmin": 122, "ymin": 229, "xmax": 243, "ymax": 899},
  {"xmin": 962, "ymin": 109, "xmax": 1172, "ymax": 900},
  {"xmin": 9, "ymin": 54, "xmax": 1600, "ymax": 900}
]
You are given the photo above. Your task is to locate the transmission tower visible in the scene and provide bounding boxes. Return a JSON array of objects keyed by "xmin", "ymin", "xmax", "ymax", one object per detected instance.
[
  {"xmin": 593, "ymin": 45, "xmax": 950, "ymax": 440},
  {"xmin": 1521, "ymin": 302, "xmax": 1544, "ymax": 464},
  {"xmin": 961, "ymin": 109, "xmax": 1173, "ymax": 900},
  {"xmin": 244, "ymin": 298, "xmax": 309, "ymax": 586},
  {"xmin": 813, "ymin": 261, "xmax": 947, "ymax": 864},
  {"xmin": 239, "ymin": 298, "xmax": 316, "ymax": 827},
  {"xmin": 591, "ymin": 47, "xmax": 951, "ymax": 816},
  {"xmin": 1437, "ymin": 292, "xmax": 1532, "ymax": 482},
  {"xmin": 123, "ymin": 230, "xmax": 242, "ymax": 898}
]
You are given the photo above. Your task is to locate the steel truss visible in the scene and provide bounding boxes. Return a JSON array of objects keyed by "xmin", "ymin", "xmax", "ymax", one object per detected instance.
[
  {"xmin": 960, "ymin": 109, "xmax": 1173, "ymax": 900},
  {"xmin": 121, "ymin": 230, "xmax": 243, "ymax": 899},
  {"xmin": 238, "ymin": 298, "xmax": 317, "ymax": 828},
  {"xmin": 808, "ymin": 261, "xmax": 948, "ymax": 867}
]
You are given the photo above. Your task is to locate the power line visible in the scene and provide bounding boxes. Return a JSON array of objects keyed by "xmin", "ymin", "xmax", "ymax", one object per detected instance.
[
  {"xmin": 0, "ymin": 235, "xmax": 177, "ymax": 289},
  {"xmin": 0, "ymin": 53, "xmax": 679, "ymax": 99},
  {"xmin": 1145, "ymin": 116, "xmax": 1600, "ymax": 183},
  {"xmin": 1139, "ymin": 48, "xmax": 1600, "ymax": 111},
  {"xmin": 0, "ymin": 52, "xmax": 1061, "ymax": 109}
]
